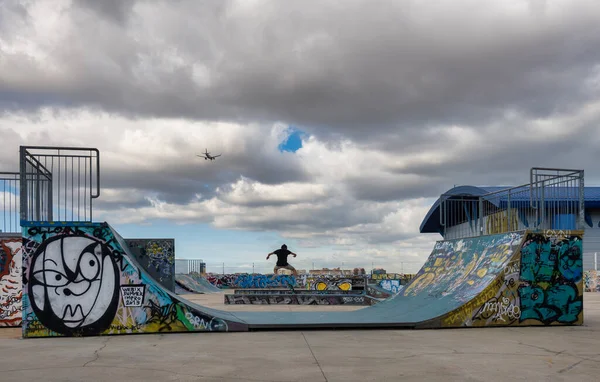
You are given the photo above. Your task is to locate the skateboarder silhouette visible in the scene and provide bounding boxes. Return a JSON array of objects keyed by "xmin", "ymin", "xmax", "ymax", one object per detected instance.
[{"xmin": 267, "ymin": 244, "xmax": 298, "ymax": 276}]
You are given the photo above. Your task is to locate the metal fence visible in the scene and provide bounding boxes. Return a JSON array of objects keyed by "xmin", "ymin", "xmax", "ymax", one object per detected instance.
[
  {"xmin": 19, "ymin": 146, "xmax": 100, "ymax": 223},
  {"xmin": 440, "ymin": 168, "xmax": 584, "ymax": 239},
  {"xmin": 0, "ymin": 172, "xmax": 20, "ymax": 233}
]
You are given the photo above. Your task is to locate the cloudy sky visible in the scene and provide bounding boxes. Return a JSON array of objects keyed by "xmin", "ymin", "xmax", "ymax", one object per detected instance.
[{"xmin": 1, "ymin": 0, "xmax": 600, "ymax": 274}]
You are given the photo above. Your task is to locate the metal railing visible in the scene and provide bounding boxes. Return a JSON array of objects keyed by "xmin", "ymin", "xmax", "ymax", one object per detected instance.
[
  {"xmin": 19, "ymin": 146, "xmax": 100, "ymax": 223},
  {"xmin": 439, "ymin": 167, "xmax": 584, "ymax": 239},
  {"xmin": 0, "ymin": 172, "xmax": 20, "ymax": 233}
]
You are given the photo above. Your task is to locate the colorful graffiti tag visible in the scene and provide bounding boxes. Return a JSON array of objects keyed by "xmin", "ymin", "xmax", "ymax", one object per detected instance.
[
  {"xmin": 518, "ymin": 232, "xmax": 583, "ymax": 324},
  {"xmin": 232, "ymin": 274, "xmax": 297, "ymax": 289},
  {"xmin": 441, "ymin": 230, "xmax": 585, "ymax": 327},
  {"xmin": 370, "ymin": 273, "xmax": 415, "ymax": 283},
  {"xmin": 0, "ymin": 237, "xmax": 22, "ymax": 327},
  {"xmin": 378, "ymin": 279, "xmax": 403, "ymax": 293},
  {"xmin": 306, "ymin": 275, "xmax": 366, "ymax": 291},
  {"xmin": 22, "ymin": 224, "xmax": 247, "ymax": 337},
  {"xmin": 224, "ymin": 294, "xmax": 373, "ymax": 305},
  {"xmin": 125, "ymin": 239, "xmax": 175, "ymax": 292},
  {"xmin": 584, "ymin": 270, "xmax": 599, "ymax": 292},
  {"xmin": 404, "ymin": 231, "xmax": 524, "ymax": 303}
]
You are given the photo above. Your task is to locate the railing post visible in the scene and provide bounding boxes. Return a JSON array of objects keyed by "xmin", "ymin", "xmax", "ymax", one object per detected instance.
[
  {"xmin": 507, "ymin": 192, "xmax": 511, "ymax": 232},
  {"xmin": 540, "ymin": 183, "xmax": 546, "ymax": 229},
  {"xmin": 19, "ymin": 146, "xmax": 27, "ymax": 223},
  {"xmin": 579, "ymin": 170, "xmax": 585, "ymax": 231},
  {"xmin": 48, "ymin": 173, "xmax": 53, "ymax": 221},
  {"xmin": 479, "ymin": 197, "xmax": 484, "ymax": 236},
  {"xmin": 35, "ymin": 171, "xmax": 41, "ymax": 221}
]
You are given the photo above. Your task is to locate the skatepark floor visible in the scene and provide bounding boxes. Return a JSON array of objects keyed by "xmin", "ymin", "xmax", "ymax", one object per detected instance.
[{"xmin": 1, "ymin": 293, "xmax": 599, "ymax": 382}]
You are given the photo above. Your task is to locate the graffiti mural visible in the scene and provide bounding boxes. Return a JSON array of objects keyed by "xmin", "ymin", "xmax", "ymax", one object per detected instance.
[
  {"xmin": 27, "ymin": 234, "xmax": 121, "ymax": 336},
  {"xmin": 306, "ymin": 275, "xmax": 366, "ymax": 291},
  {"xmin": 365, "ymin": 285, "xmax": 392, "ymax": 299},
  {"xmin": 403, "ymin": 232, "xmax": 524, "ymax": 303},
  {"xmin": 224, "ymin": 294, "xmax": 374, "ymax": 305},
  {"xmin": 378, "ymin": 279, "xmax": 403, "ymax": 294},
  {"xmin": 518, "ymin": 232, "xmax": 583, "ymax": 325},
  {"xmin": 234, "ymin": 289, "xmax": 361, "ymax": 295},
  {"xmin": 22, "ymin": 224, "xmax": 247, "ymax": 337},
  {"xmin": 125, "ymin": 239, "xmax": 175, "ymax": 292},
  {"xmin": 470, "ymin": 259, "xmax": 522, "ymax": 325},
  {"xmin": 441, "ymin": 230, "xmax": 585, "ymax": 328},
  {"xmin": 370, "ymin": 273, "xmax": 415, "ymax": 283},
  {"xmin": 584, "ymin": 270, "xmax": 599, "ymax": 292},
  {"xmin": 0, "ymin": 237, "xmax": 22, "ymax": 327},
  {"xmin": 232, "ymin": 274, "xmax": 297, "ymax": 289},
  {"xmin": 206, "ymin": 274, "xmax": 236, "ymax": 288}
]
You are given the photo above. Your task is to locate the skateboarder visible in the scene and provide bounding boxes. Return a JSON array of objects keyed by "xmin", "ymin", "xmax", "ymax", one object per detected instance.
[{"xmin": 266, "ymin": 244, "xmax": 298, "ymax": 275}]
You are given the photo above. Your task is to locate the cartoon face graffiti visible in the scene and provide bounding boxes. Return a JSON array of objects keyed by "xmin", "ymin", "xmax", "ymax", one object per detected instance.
[{"xmin": 28, "ymin": 235, "xmax": 120, "ymax": 336}]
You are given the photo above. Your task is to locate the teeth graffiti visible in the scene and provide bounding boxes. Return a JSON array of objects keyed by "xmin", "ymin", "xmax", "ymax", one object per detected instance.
[{"xmin": 62, "ymin": 304, "xmax": 85, "ymax": 327}]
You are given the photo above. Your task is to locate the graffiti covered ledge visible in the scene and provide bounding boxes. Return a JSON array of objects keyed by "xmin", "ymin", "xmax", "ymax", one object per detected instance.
[{"xmin": 21, "ymin": 222, "xmax": 249, "ymax": 338}]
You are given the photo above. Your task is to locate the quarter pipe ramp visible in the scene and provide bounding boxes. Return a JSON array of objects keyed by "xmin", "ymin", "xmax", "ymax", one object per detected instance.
[{"xmin": 21, "ymin": 222, "xmax": 584, "ymax": 338}]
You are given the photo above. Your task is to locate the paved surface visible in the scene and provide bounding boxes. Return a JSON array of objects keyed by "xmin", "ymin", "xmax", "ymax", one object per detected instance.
[{"xmin": 1, "ymin": 293, "xmax": 598, "ymax": 381}]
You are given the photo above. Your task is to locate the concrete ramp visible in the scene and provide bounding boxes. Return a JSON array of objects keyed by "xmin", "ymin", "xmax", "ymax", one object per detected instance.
[
  {"xmin": 21, "ymin": 223, "xmax": 248, "ymax": 337},
  {"xmin": 175, "ymin": 274, "xmax": 222, "ymax": 294},
  {"xmin": 21, "ymin": 223, "xmax": 584, "ymax": 338}
]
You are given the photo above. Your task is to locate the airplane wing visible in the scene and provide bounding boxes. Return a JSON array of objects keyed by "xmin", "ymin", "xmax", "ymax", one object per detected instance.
[{"xmin": 213, "ymin": 154, "xmax": 221, "ymax": 158}]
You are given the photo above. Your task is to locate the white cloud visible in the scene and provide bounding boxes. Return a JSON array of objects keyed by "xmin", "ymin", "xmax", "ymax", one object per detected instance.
[{"xmin": 2, "ymin": 0, "xmax": 600, "ymax": 271}]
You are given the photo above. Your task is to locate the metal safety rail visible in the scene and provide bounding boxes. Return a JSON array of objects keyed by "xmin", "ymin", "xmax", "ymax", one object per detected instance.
[
  {"xmin": 19, "ymin": 146, "xmax": 100, "ymax": 223},
  {"xmin": 0, "ymin": 172, "xmax": 19, "ymax": 233},
  {"xmin": 439, "ymin": 167, "xmax": 584, "ymax": 239}
]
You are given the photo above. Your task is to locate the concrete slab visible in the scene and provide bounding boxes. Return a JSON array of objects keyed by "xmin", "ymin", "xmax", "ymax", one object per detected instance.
[{"xmin": 1, "ymin": 293, "xmax": 598, "ymax": 381}]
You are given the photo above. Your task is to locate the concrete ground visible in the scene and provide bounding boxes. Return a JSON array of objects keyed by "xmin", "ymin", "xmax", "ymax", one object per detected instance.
[{"xmin": 1, "ymin": 292, "xmax": 599, "ymax": 382}]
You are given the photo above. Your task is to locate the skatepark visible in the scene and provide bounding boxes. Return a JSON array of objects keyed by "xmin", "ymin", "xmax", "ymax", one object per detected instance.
[{"xmin": 1, "ymin": 146, "xmax": 599, "ymax": 380}]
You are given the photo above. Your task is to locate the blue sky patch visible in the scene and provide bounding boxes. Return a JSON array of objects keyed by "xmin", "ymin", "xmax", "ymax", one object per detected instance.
[{"xmin": 278, "ymin": 127, "xmax": 306, "ymax": 153}]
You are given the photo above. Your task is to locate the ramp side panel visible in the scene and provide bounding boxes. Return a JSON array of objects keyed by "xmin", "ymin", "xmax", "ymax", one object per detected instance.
[
  {"xmin": 21, "ymin": 223, "xmax": 248, "ymax": 338},
  {"xmin": 436, "ymin": 230, "xmax": 585, "ymax": 328}
]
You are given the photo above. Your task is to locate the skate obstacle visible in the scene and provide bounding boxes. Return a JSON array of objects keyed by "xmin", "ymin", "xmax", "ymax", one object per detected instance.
[{"xmin": 21, "ymin": 223, "xmax": 585, "ymax": 337}]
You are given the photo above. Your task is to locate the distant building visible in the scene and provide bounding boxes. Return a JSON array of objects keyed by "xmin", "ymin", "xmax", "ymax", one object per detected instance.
[
  {"xmin": 175, "ymin": 259, "xmax": 206, "ymax": 274},
  {"xmin": 419, "ymin": 185, "xmax": 600, "ymax": 271}
]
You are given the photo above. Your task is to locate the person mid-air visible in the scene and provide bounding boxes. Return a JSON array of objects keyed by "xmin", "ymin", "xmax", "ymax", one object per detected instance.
[{"xmin": 266, "ymin": 244, "xmax": 298, "ymax": 276}]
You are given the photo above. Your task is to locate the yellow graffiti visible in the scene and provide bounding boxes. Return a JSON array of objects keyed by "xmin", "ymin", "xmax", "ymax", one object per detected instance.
[
  {"xmin": 371, "ymin": 273, "xmax": 415, "ymax": 281},
  {"xmin": 486, "ymin": 209, "xmax": 518, "ymax": 234}
]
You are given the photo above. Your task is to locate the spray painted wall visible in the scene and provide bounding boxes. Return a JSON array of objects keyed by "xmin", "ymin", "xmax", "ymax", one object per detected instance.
[
  {"xmin": 0, "ymin": 236, "xmax": 22, "ymax": 327},
  {"xmin": 441, "ymin": 230, "xmax": 584, "ymax": 327},
  {"xmin": 21, "ymin": 224, "xmax": 247, "ymax": 337},
  {"xmin": 584, "ymin": 270, "xmax": 599, "ymax": 292},
  {"xmin": 125, "ymin": 239, "xmax": 175, "ymax": 292}
]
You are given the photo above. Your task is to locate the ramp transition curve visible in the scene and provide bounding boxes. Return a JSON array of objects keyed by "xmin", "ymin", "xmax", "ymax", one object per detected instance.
[
  {"xmin": 21, "ymin": 222, "xmax": 584, "ymax": 338},
  {"xmin": 175, "ymin": 274, "xmax": 222, "ymax": 294}
]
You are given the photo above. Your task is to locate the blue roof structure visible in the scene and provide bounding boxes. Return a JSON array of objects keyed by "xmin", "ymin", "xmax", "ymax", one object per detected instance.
[{"xmin": 419, "ymin": 185, "xmax": 600, "ymax": 234}]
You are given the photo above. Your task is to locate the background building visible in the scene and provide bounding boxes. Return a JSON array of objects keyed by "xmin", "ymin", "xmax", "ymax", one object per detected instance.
[
  {"xmin": 419, "ymin": 185, "xmax": 600, "ymax": 271},
  {"xmin": 175, "ymin": 259, "xmax": 206, "ymax": 274}
]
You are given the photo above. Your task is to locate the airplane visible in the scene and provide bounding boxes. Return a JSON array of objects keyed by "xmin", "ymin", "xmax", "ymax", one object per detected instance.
[{"xmin": 196, "ymin": 149, "xmax": 221, "ymax": 161}]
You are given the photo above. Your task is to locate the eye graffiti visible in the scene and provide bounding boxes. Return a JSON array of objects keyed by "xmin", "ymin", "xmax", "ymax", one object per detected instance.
[{"xmin": 27, "ymin": 234, "xmax": 120, "ymax": 336}]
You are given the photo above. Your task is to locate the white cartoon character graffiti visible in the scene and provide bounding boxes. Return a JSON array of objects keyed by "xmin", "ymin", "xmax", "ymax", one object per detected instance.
[{"xmin": 28, "ymin": 234, "xmax": 120, "ymax": 336}]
